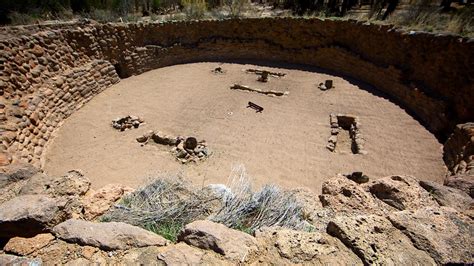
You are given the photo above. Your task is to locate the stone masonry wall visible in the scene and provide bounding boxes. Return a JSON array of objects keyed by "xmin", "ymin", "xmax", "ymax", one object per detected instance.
[{"xmin": 0, "ymin": 18, "xmax": 473, "ymax": 167}]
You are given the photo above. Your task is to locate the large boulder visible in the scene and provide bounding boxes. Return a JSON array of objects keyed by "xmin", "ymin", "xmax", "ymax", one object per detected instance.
[
  {"xmin": 4, "ymin": 233, "xmax": 55, "ymax": 256},
  {"xmin": 364, "ymin": 175, "xmax": 439, "ymax": 210},
  {"xmin": 53, "ymin": 219, "xmax": 169, "ymax": 250},
  {"xmin": 388, "ymin": 206, "xmax": 474, "ymax": 264},
  {"xmin": 178, "ymin": 220, "xmax": 258, "ymax": 262},
  {"xmin": 327, "ymin": 214, "xmax": 436, "ymax": 265},
  {"xmin": 0, "ymin": 194, "xmax": 70, "ymax": 238},
  {"xmin": 255, "ymin": 228, "xmax": 362, "ymax": 265},
  {"xmin": 419, "ymin": 180, "xmax": 473, "ymax": 211},
  {"xmin": 81, "ymin": 184, "xmax": 133, "ymax": 220},
  {"xmin": 319, "ymin": 175, "xmax": 385, "ymax": 214}
]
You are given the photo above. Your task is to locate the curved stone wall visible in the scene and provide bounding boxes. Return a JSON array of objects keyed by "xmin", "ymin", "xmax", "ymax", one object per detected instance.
[{"xmin": 0, "ymin": 18, "xmax": 473, "ymax": 167}]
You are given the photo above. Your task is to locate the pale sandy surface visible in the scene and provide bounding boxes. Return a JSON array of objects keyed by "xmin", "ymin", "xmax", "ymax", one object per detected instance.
[{"xmin": 42, "ymin": 62, "xmax": 446, "ymax": 192}]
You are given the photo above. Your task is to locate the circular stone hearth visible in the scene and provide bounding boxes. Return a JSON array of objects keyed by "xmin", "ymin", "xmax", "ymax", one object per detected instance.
[{"xmin": 42, "ymin": 62, "xmax": 445, "ymax": 191}]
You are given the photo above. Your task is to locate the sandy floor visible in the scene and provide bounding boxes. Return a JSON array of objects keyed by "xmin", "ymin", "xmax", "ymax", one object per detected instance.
[{"xmin": 42, "ymin": 62, "xmax": 446, "ymax": 192}]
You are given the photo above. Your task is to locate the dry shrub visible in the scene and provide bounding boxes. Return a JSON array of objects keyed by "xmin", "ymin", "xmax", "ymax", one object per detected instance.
[
  {"xmin": 387, "ymin": 2, "xmax": 473, "ymax": 36},
  {"xmin": 224, "ymin": 0, "xmax": 248, "ymax": 18},
  {"xmin": 7, "ymin": 12, "xmax": 39, "ymax": 25},
  {"xmin": 102, "ymin": 165, "xmax": 312, "ymax": 240},
  {"xmin": 181, "ymin": 0, "xmax": 207, "ymax": 19}
]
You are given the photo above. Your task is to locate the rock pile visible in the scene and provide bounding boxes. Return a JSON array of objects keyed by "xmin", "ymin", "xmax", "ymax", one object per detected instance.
[
  {"xmin": 0, "ymin": 161, "xmax": 473, "ymax": 265},
  {"xmin": 111, "ymin": 115, "xmax": 144, "ymax": 131},
  {"xmin": 136, "ymin": 131, "xmax": 210, "ymax": 163}
]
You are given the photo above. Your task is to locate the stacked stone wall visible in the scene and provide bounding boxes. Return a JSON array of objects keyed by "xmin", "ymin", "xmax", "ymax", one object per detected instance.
[{"xmin": 0, "ymin": 18, "xmax": 473, "ymax": 167}]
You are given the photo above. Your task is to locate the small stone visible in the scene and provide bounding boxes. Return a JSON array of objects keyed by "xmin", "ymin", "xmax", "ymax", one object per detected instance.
[
  {"xmin": 184, "ymin": 137, "xmax": 198, "ymax": 150},
  {"xmin": 346, "ymin": 172, "xmax": 369, "ymax": 184}
]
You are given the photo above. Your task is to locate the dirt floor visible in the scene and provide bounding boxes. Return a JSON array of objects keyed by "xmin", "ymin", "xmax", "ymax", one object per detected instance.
[{"xmin": 42, "ymin": 62, "xmax": 446, "ymax": 192}]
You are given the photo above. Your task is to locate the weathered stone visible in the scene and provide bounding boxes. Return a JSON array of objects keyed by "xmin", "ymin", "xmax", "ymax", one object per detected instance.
[
  {"xmin": 256, "ymin": 228, "xmax": 362, "ymax": 265},
  {"xmin": 4, "ymin": 233, "xmax": 55, "ymax": 255},
  {"xmin": 327, "ymin": 214, "xmax": 436, "ymax": 265},
  {"xmin": 81, "ymin": 184, "xmax": 133, "ymax": 220},
  {"xmin": 118, "ymin": 246, "xmax": 164, "ymax": 265},
  {"xmin": 319, "ymin": 175, "xmax": 384, "ymax": 214},
  {"xmin": 156, "ymin": 243, "xmax": 230, "ymax": 265},
  {"xmin": 444, "ymin": 174, "xmax": 474, "ymax": 198},
  {"xmin": 184, "ymin": 137, "xmax": 198, "ymax": 150},
  {"xmin": 20, "ymin": 170, "xmax": 91, "ymax": 197},
  {"xmin": 178, "ymin": 220, "xmax": 258, "ymax": 262},
  {"xmin": 419, "ymin": 180, "xmax": 473, "ymax": 211},
  {"xmin": 0, "ymin": 152, "xmax": 10, "ymax": 166},
  {"xmin": 53, "ymin": 219, "xmax": 169, "ymax": 250},
  {"xmin": 388, "ymin": 206, "xmax": 474, "ymax": 264},
  {"xmin": 0, "ymin": 194, "xmax": 70, "ymax": 238},
  {"xmin": 346, "ymin": 171, "xmax": 369, "ymax": 184},
  {"xmin": 0, "ymin": 254, "xmax": 42, "ymax": 265},
  {"xmin": 364, "ymin": 175, "xmax": 439, "ymax": 210},
  {"xmin": 0, "ymin": 162, "xmax": 39, "ymax": 187}
]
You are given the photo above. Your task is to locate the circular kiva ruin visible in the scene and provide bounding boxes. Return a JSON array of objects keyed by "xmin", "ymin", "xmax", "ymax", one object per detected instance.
[{"xmin": 0, "ymin": 19, "xmax": 473, "ymax": 265}]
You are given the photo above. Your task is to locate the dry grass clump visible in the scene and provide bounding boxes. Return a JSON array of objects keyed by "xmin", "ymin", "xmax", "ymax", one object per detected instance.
[
  {"xmin": 102, "ymin": 165, "xmax": 312, "ymax": 241},
  {"xmin": 181, "ymin": 0, "xmax": 208, "ymax": 19},
  {"xmin": 386, "ymin": 4, "xmax": 473, "ymax": 37}
]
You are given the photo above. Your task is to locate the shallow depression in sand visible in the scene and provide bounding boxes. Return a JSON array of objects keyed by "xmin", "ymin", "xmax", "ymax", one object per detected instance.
[{"xmin": 42, "ymin": 62, "xmax": 446, "ymax": 192}]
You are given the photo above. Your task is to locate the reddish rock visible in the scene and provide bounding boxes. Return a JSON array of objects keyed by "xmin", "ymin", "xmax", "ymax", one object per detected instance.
[{"xmin": 4, "ymin": 233, "xmax": 55, "ymax": 255}]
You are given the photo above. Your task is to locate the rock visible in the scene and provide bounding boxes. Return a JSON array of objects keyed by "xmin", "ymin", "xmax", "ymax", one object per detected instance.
[
  {"xmin": 157, "ymin": 243, "xmax": 230, "ymax": 265},
  {"xmin": 319, "ymin": 175, "xmax": 384, "ymax": 214},
  {"xmin": 345, "ymin": 171, "xmax": 369, "ymax": 184},
  {"xmin": 0, "ymin": 194, "xmax": 70, "ymax": 238},
  {"xmin": 256, "ymin": 228, "xmax": 362, "ymax": 265},
  {"xmin": 388, "ymin": 206, "xmax": 474, "ymax": 264},
  {"xmin": 184, "ymin": 137, "xmax": 198, "ymax": 150},
  {"xmin": 151, "ymin": 132, "xmax": 175, "ymax": 145},
  {"xmin": 28, "ymin": 239, "xmax": 104, "ymax": 265},
  {"xmin": 0, "ymin": 162, "xmax": 39, "ymax": 187},
  {"xmin": 327, "ymin": 214, "xmax": 436, "ymax": 265},
  {"xmin": 20, "ymin": 170, "xmax": 91, "ymax": 197},
  {"xmin": 364, "ymin": 175, "xmax": 439, "ymax": 210},
  {"xmin": 50, "ymin": 170, "xmax": 91, "ymax": 197},
  {"xmin": 0, "ymin": 254, "xmax": 42, "ymax": 265},
  {"xmin": 53, "ymin": 219, "xmax": 169, "ymax": 250},
  {"xmin": 31, "ymin": 45, "xmax": 45, "ymax": 56},
  {"xmin": 119, "ymin": 246, "xmax": 164, "ymax": 265},
  {"xmin": 18, "ymin": 172, "xmax": 52, "ymax": 195},
  {"xmin": 178, "ymin": 220, "xmax": 258, "ymax": 262},
  {"xmin": 4, "ymin": 233, "xmax": 55, "ymax": 255},
  {"xmin": 136, "ymin": 130, "xmax": 154, "ymax": 143},
  {"xmin": 81, "ymin": 184, "xmax": 133, "ymax": 220},
  {"xmin": 419, "ymin": 180, "xmax": 473, "ymax": 211},
  {"xmin": 444, "ymin": 174, "xmax": 474, "ymax": 198},
  {"xmin": 0, "ymin": 152, "xmax": 10, "ymax": 166}
]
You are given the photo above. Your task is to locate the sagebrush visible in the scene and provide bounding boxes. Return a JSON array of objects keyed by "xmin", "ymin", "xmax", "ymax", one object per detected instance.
[{"xmin": 102, "ymin": 165, "xmax": 312, "ymax": 241}]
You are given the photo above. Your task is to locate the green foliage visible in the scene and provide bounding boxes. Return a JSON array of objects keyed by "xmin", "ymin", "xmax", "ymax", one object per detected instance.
[{"xmin": 145, "ymin": 221, "xmax": 184, "ymax": 242}]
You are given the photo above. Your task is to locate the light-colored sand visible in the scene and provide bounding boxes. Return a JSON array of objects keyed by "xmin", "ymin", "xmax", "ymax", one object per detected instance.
[{"xmin": 42, "ymin": 62, "xmax": 446, "ymax": 192}]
